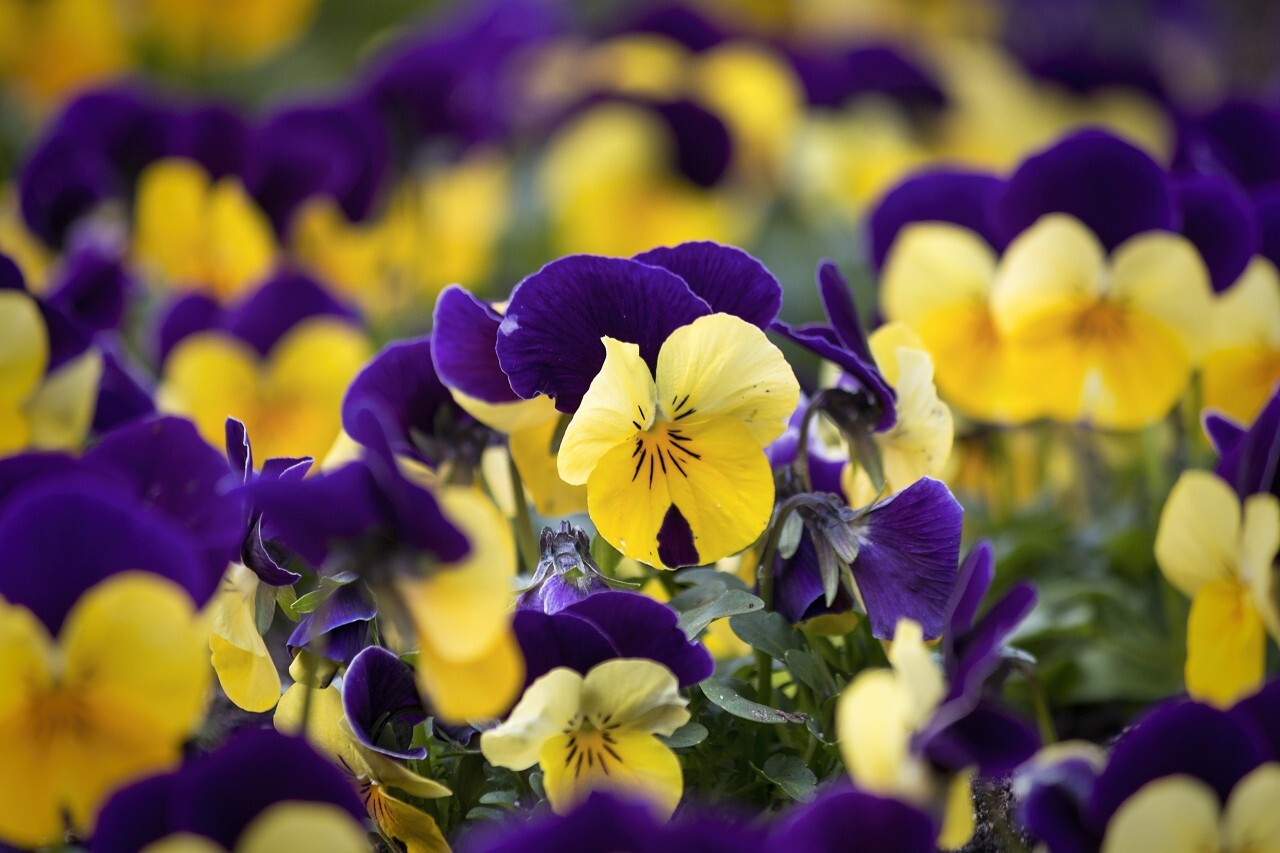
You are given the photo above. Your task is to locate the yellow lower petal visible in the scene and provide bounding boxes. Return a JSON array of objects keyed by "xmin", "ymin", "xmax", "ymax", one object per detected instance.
[
  {"xmin": 0, "ymin": 603, "xmax": 61, "ymax": 847},
  {"xmin": 1202, "ymin": 346, "xmax": 1280, "ymax": 426},
  {"xmin": 1185, "ymin": 579, "xmax": 1265, "ymax": 708},
  {"xmin": 1223, "ymin": 763, "xmax": 1280, "ymax": 852},
  {"xmin": 0, "ymin": 281, "xmax": 49, "ymax": 408},
  {"xmin": 480, "ymin": 667, "xmax": 583, "ymax": 771},
  {"xmin": 1101, "ymin": 775, "xmax": 1219, "ymax": 853},
  {"xmin": 238, "ymin": 802, "xmax": 371, "ymax": 853},
  {"xmin": 159, "ymin": 332, "xmax": 262, "ymax": 449},
  {"xmin": 416, "ymin": 626, "xmax": 524, "ymax": 724},
  {"xmin": 540, "ymin": 728, "xmax": 684, "ymax": 820},
  {"xmin": 207, "ymin": 566, "xmax": 280, "ymax": 713},
  {"xmin": 509, "ymin": 417, "xmax": 588, "ymax": 516},
  {"xmin": 836, "ymin": 669, "xmax": 921, "ymax": 796},
  {"xmin": 367, "ymin": 788, "xmax": 450, "ymax": 853},
  {"xmin": 939, "ymin": 772, "xmax": 976, "ymax": 850}
]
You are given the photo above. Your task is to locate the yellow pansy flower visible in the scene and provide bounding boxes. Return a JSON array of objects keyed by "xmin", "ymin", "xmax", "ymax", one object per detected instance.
[
  {"xmin": 1203, "ymin": 257, "xmax": 1280, "ymax": 425},
  {"xmin": 0, "ymin": 573, "xmax": 210, "ymax": 847},
  {"xmin": 481, "ymin": 659, "xmax": 690, "ymax": 819},
  {"xmin": 558, "ymin": 313, "xmax": 799, "ymax": 569},
  {"xmin": 158, "ymin": 318, "xmax": 370, "ymax": 465},
  {"xmin": 207, "ymin": 563, "xmax": 280, "ymax": 714},
  {"xmin": 133, "ymin": 158, "xmax": 276, "ymax": 301},
  {"xmin": 991, "ymin": 214, "xmax": 1214, "ymax": 429},
  {"xmin": 1155, "ymin": 470, "xmax": 1280, "ymax": 707},
  {"xmin": 0, "ymin": 289, "xmax": 102, "ymax": 457}
]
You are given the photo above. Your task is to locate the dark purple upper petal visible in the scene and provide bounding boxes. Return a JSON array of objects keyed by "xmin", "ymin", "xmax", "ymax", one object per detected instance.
[
  {"xmin": 867, "ymin": 168, "xmax": 1005, "ymax": 269},
  {"xmin": 946, "ymin": 540, "xmax": 995, "ymax": 639},
  {"xmin": 460, "ymin": 790, "xmax": 660, "ymax": 853},
  {"xmin": 344, "ymin": 335, "xmax": 460, "ymax": 462},
  {"xmin": 948, "ymin": 581, "xmax": 1037, "ymax": 705},
  {"xmin": 0, "ymin": 476, "xmax": 209, "ymax": 634},
  {"xmin": 161, "ymin": 103, "xmax": 250, "ymax": 181},
  {"xmin": 431, "ymin": 286, "xmax": 518, "ymax": 404},
  {"xmin": 563, "ymin": 590, "xmax": 714, "ymax": 688},
  {"xmin": 1013, "ymin": 751, "xmax": 1105, "ymax": 853},
  {"xmin": 92, "ymin": 338, "xmax": 157, "ymax": 434},
  {"xmin": 1254, "ymin": 189, "xmax": 1280, "ymax": 269},
  {"xmin": 245, "ymin": 97, "xmax": 390, "ymax": 235},
  {"xmin": 222, "ymin": 271, "xmax": 358, "ymax": 358},
  {"xmin": 1176, "ymin": 100, "xmax": 1280, "ymax": 193},
  {"xmin": 614, "ymin": 6, "xmax": 726, "ymax": 52},
  {"xmin": 495, "ymin": 256, "xmax": 710, "ymax": 412},
  {"xmin": 849, "ymin": 477, "xmax": 963, "ymax": 640},
  {"xmin": 243, "ymin": 463, "xmax": 383, "ymax": 567},
  {"xmin": 995, "ymin": 130, "xmax": 1177, "ymax": 251},
  {"xmin": 19, "ymin": 133, "xmax": 118, "ymax": 249},
  {"xmin": 771, "ymin": 321, "xmax": 896, "ymax": 433},
  {"xmin": 512, "ymin": 608, "xmax": 620, "ymax": 690},
  {"xmin": 343, "ymin": 645, "xmax": 428, "ymax": 760},
  {"xmin": 633, "ymin": 242, "xmax": 782, "ymax": 330},
  {"xmin": 288, "ymin": 582, "xmax": 378, "ymax": 655},
  {"xmin": 1212, "ymin": 386, "xmax": 1280, "ymax": 500},
  {"xmin": 789, "ymin": 44, "xmax": 945, "ymax": 113},
  {"xmin": 1229, "ymin": 677, "xmax": 1280, "ymax": 762},
  {"xmin": 45, "ymin": 244, "xmax": 131, "ymax": 336},
  {"xmin": 650, "ymin": 100, "xmax": 733, "ymax": 188},
  {"xmin": 771, "ymin": 785, "xmax": 937, "ymax": 853},
  {"xmin": 84, "ymin": 416, "xmax": 243, "ymax": 596},
  {"xmin": 92, "ymin": 729, "xmax": 366, "ymax": 853},
  {"xmin": 1174, "ymin": 175, "xmax": 1258, "ymax": 292},
  {"xmin": 919, "ymin": 701, "xmax": 1040, "ymax": 776},
  {"xmin": 1088, "ymin": 701, "xmax": 1267, "ymax": 826},
  {"xmin": 155, "ymin": 293, "xmax": 225, "ymax": 365}
]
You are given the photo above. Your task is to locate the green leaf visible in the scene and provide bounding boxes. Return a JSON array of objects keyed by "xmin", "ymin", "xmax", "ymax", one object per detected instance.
[
  {"xmin": 730, "ymin": 610, "xmax": 803, "ymax": 659},
  {"xmin": 465, "ymin": 806, "xmax": 508, "ymax": 822},
  {"xmin": 253, "ymin": 578, "xmax": 278, "ymax": 636},
  {"xmin": 674, "ymin": 567, "xmax": 750, "ymax": 592},
  {"xmin": 676, "ymin": 589, "xmax": 764, "ymax": 640},
  {"xmin": 658, "ymin": 721, "xmax": 709, "ymax": 748},
  {"xmin": 289, "ymin": 588, "xmax": 327, "ymax": 617},
  {"xmin": 760, "ymin": 753, "xmax": 817, "ymax": 802},
  {"xmin": 700, "ymin": 680, "xmax": 808, "ymax": 725},
  {"xmin": 275, "ymin": 584, "xmax": 299, "ymax": 622},
  {"xmin": 784, "ymin": 649, "xmax": 835, "ymax": 695},
  {"xmin": 479, "ymin": 790, "xmax": 520, "ymax": 807},
  {"xmin": 590, "ymin": 533, "xmax": 624, "ymax": 576}
]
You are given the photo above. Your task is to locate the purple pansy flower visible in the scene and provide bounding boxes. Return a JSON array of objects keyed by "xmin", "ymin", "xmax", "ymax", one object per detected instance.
[
  {"xmin": 515, "ymin": 522, "xmax": 613, "ymax": 614},
  {"xmin": 343, "ymin": 646, "xmax": 428, "ymax": 760},
  {"xmin": 771, "ymin": 784, "xmax": 939, "ymax": 853},
  {"xmin": 1206, "ymin": 385, "xmax": 1280, "ymax": 500},
  {"xmin": 91, "ymin": 729, "xmax": 366, "ymax": 853},
  {"xmin": 866, "ymin": 168, "xmax": 1006, "ymax": 270},
  {"xmin": 225, "ymin": 418, "xmax": 312, "ymax": 586}
]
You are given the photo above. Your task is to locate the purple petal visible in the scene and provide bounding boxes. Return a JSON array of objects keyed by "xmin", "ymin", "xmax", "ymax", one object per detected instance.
[
  {"xmin": 288, "ymin": 582, "xmax": 378, "ymax": 654},
  {"xmin": 432, "ymin": 287, "xmax": 518, "ymax": 403},
  {"xmin": 772, "ymin": 529, "xmax": 856, "ymax": 624},
  {"xmin": 1254, "ymin": 189, "xmax": 1280, "ymax": 269},
  {"xmin": 0, "ymin": 477, "xmax": 209, "ymax": 634},
  {"xmin": 948, "ymin": 581, "xmax": 1037, "ymax": 703},
  {"xmin": 0, "ymin": 452, "xmax": 83, "ymax": 507},
  {"xmin": 344, "ymin": 335, "xmax": 460, "ymax": 461},
  {"xmin": 633, "ymin": 242, "xmax": 781, "ymax": 330},
  {"xmin": 224, "ymin": 418, "xmax": 252, "ymax": 481},
  {"xmin": 223, "ymin": 271, "xmax": 358, "ymax": 358},
  {"xmin": 771, "ymin": 320, "xmax": 896, "ymax": 433},
  {"xmin": 867, "ymin": 169, "xmax": 1005, "ymax": 268},
  {"xmin": 1177, "ymin": 100, "xmax": 1280, "ymax": 193},
  {"xmin": 772, "ymin": 785, "xmax": 937, "ymax": 853},
  {"xmin": 1014, "ymin": 752, "xmax": 1105, "ymax": 853},
  {"xmin": 245, "ymin": 97, "xmax": 390, "ymax": 235},
  {"xmin": 946, "ymin": 540, "xmax": 995, "ymax": 638},
  {"xmin": 1175, "ymin": 175, "xmax": 1258, "ymax": 292},
  {"xmin": 1213, "ymin": 387, "xmax": 1280, "ymax": 500},
  {"xmin": 816, "ymin": 261, "xmax": 873, "ymax": 364},
  {"xmin": 516, "ymin": 572, "xmax": 611, "ymax": 615},
  {"xmin": 650, "ymin": 100, "xmax": 732, "ymax": 188},
  {"xmin": 789, "ymin": 43, "xmax": 945, "ymax": 113},
  {"xmin": 19, "ymin": 127, "xmax": 121, "ymax": 248},
  {"xmin": 92, "ymin": 338, "xmax": 157, "ymax": 433},
  {"xmin": 996, "ymin": 130, "xmax": 1177, "ymax": 251},
  {"xmin": 155, "ymin": 293, "xmax": 225, "ymax": 365},
  {"xmin": 242, "ymin": 515, "xmax": 302, "ymax": 587},
  {"xmin": 162, "ymin": 103, "xmax": 250, "ymax": 180},
  {"xmin": 1205, "ymin": 412, "xmax": 1246, "ymax": 460},
  {"xmin": 344, "ymin": 646, "xmax": 428, "ymax": 760},
  {"xmin": 1229, "ymin": 676, "xmax": 1280, "ymax": 762},
  {"xmin": 849, "ymin": 477, "xmax": 963, "ymax": 640},
  {"xmin": 461, "ymin": 790, "xmax": 663, "ymax": 853},
  {"xmin": 245, "ymin": 463, "xmax": 383, "ymax": 567},
  {"xmin": 90, "ymin": 774, "xmax": 179, "ymax": 853},
  {"xmin": 45, "ymin": 244, "xmax": 130, "ymax": 336},
  {"xmin": 1089, "ymin": 701, "xmax": 1266, "ymax": 826},
  {"xmin": 919, "ymin": 701, "xmax": 1040, "ymax": 776},
  {"xmin": 615, "ymin": 6, "xmax": 726, "ymax": 52},
  {"xmin": 495, "ymin": 256, "xmax": 710, "ymax": 412},
  {"xmin": 85, "ymin": 416, "xmax": 243, "ymax": 592},
  {"xmin": 564, "ymin": 591, "xmax": 714, "ymax": 688},
  {"xmin": 513, "ymin": 608, "xmax": 620, "ymax": 689}
]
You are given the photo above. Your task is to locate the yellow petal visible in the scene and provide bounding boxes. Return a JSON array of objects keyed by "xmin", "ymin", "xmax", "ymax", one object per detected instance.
[
  {"xmin": 586, "ymin": 415, "xmax": 775, "ymax": 569},
  {"xmin": 404, "ymin": 486, "xmax": 516, "ymax": 664},
  {"xmin": 881, "ymin": 223, "xmax": 997, "ymax": 332},
  {"xmin": 1223, "ymin": 763, "xmax": 1280, "ymax": 852},
  {"xmin": 509, "ymin": 417, "xmax": 588, "ymax": 516},
  {"xmin": 452, "ymin": 388, "xmax": 560, "ymax": 435},
  {"xmin": 886, "ymin": 619, "xmax": 946, "ymax": 727},
  {"xmin": 481, "ymin": 667, "xmax": 584, "ymax": 771},
  {"xmin": 654, "ymin": 313, "xmax": 799, "ymax": 447},
  {"xmin": 1242, "ymin": 493, "xmax": 1280, "ymax": 639},
  {"xmin": 23, "ymin": 346, "xmax": 102, "ymax": 451},
  {"xmin": 1185, "ymin": 579, "xmax": 1265, "ymax": 708},
  {"xmin": 540, "ymin": 728, "xmax": 684, "ymax": 819},
  {"xmin": 237, "ymin": 802, "xmax": 370, "ymax": 853},
  {"xmin": 992, "ymin": 214, "xmax": 1106, "ymax": 335},
  {"xmin": 416, "ymin": 625, "xmax": 524, "ymax": 724},
  {"xmin": 558, "ymin": 337, "xmax": 657, "ymax": 485},
  {"xmin": 140, "ymin": 833, "xmax": 227, "ymax": 853},
  {"xmin": 159, "ymin": 332, "xmax": 262, "ymax": 449},
  {"xmin": 205, "ymin": 177, "xmax": 276, "ymax": 301},
  {"xmin": 1155, "ymin": 471, "xmax": 1241, "ymax": 598},
  {"xmin": 1109, "ymin": 231, "xmax": 1213, "ymax": 359},
  {"xmin": 1101, "ymin": 775, "xmax": 1220, "ymax": 853},
  {"xmin": 939, "ymin": 772, "xmax": 976, "ymax": 850},
  {"xmin": 273, "ymin": 683, "xmax": 366, "ymax": 776},
  {"xmin": 0, "ymin": 601, "xmax": 61, "ymax": 848},
  {"xmin": 836, "ymin": 669, "xmax": 922, "ymax": 796},
  {"xmin": 357, "ymin": 744, "xmax": 450, "ymax": 800},
  {"xmin": 56, "ymin": 573, "xmax": 211, "ymax": 833},
  {"xmin": 0, "ymin": 289, "xmax": 47, "ymax": 407},
  {"xmin": 1203, "ymin": 258, "xmax": 1280, "ymax": 423},
  {"xmin": 207, "ymin": 565, "xmax": 281, "ymax": 713},
  {"xmin": 580, "ymin": 658, "xmax": 690, "ymax": 736},
  {"xmin": 366, "ymin": 788, "xmax": 450, "ymax": 853}
]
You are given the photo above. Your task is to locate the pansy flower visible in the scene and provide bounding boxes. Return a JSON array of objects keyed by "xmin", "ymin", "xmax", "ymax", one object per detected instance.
[
  {"xmin": 482, "ymin": 659, "xmax": 691, "ymax": 818},
  {"xmin": 1154, "ymin": 469, "xmax": 1280, "ymax": 706},
  {"xmin": 158, "ymin": 271, "xmax": 370, "ymax": 464},
  {"xmin": 0, "ymin": 470, "xmax": 215, "ymax": 846},
  {"xmin": 1208, "ymin": 386, "xmax": 1280, "ymax": 502},
  {"xmin": 91, "ymin": 729, "xmax": 368, "ymax": 853},
  {"xmin": 771, "ymin": 784, "xmax": 941, "ymax": 853},
  {"xmin": 275, "ymin": 649, "xmax": 452, "ymax": 852}
]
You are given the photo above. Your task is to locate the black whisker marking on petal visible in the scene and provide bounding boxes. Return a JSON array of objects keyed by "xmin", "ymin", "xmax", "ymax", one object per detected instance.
[
  {"xmin": 632, "ymin": 440, "xmax": 643, "ymax": 457},
  {"xmin": 603, "ymin": 744, "xmax": 624, "ymax": 763},
  {"xmin": 576, "ymin": 752, "xmax": 586, "ymax": 777},
  {"xmin": 637, "ymin": 405, "xmax": 646, "ymax": 421},
  {"xmin": 648, "ymin": 455, "xmax": 655, "ymax": 487},
  {"xmin": 666, "ymin": 449, "xmax": 687, "ymax": 478},
  {"xmin": 632, "ymin": 449, "xmax": 647, "ymax": 481},
  {"xmin": 667, "ymin": 431, "xmax": 693, "ymax": 443},
  {"xmin": 669, "ymin": 442, "xmax": 702, "ymax": 460},
  {"xmin": 674, "ymin": 394, "xmax": 690, "ymax": 411},
  {"xmin": 631, "ymin": 420, "xmax": 642, "ymax": 430},
  {"xmin": 674, "ymin": 408, "xmax": 697, "ymax": 420},
  {"xmin": 658, "ymin": 451, "xmax": 667, "ymax": 475}
]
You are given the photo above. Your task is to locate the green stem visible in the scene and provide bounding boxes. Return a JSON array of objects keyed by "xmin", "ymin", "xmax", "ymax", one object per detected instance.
[
  {"xmin": 753, "ymin": 497, "xmax": 810, "ymax": 705},
  {"xmin": 506, "ymin": 452, "xmax": 540, "ymax": 573}
]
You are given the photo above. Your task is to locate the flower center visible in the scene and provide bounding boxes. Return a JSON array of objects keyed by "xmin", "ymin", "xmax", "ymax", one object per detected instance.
[
  {"xmin": 25, "ymin": 684, "xmax": 93, "ymax": 743},
  {"xmin": 628, "ymin": 398, "xmax": 702, "ymax": 490},
  {"xmin": 563, "ymin": 716, "xmax": 625, "ymax": 779}
]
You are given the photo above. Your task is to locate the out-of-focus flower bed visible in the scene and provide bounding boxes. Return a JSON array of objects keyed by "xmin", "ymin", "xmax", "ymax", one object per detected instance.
[{"xmin": 1, "ymin": 0, "xmax": 1279, "ymax": 850}]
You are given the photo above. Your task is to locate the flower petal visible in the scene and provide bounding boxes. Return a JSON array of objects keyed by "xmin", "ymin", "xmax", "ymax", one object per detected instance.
[
  {"xmin": 1186, "ymin": 579, "xmax": 1265, "ymax": 707},
  {"xmin": 557, "ymin": 337, "xmax": 657, "ymax": 486},
  {"xmin": 540, "ymin": 729, "xmax": 684, "ymax": 820},
  {"xmin": 481, "ymin": 667, "xmax": 584, "ymax": 771},
  {"xmin": 868, "ymin": 168, "xmax": 1005, "ymax": 269},
  {"xmin": 1101, "ymin": 775, "xmax": 1219, "ymax": 853},
  {"xmin": 207, "ymin": 565, "xmax": 280, "ymax": 713},
  {"xmin": 431, "ymin": 285, "xmax": 518, "ymax": 403},
  {"xmin": 0, "ymin": 289, "xmax": 48, "ymax": 409},
  {"xmin": 1155, "ymin": 470, "xmax": 1240, "ymax": 598},
  {"xmin": 580, "ymin": 658, "xmax": 690, "ymax": 735},
  {"xmin": 344, "ymin": 646, "xmax": 427, "ymax": 760},
  {"xmin": 237, "ymin": 802, "xmax": 371, "ymax": 853},
  {"xmin": 632, "ymin": 241, "xmax": 782, "ymax": 330},
  {"xmin": 417, "ymin": 626, "xmax": 524, "ymax": 724},
  {"xmin": 1223, "ymin": 763, "xmax": 1280, "ymax": 852}
]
